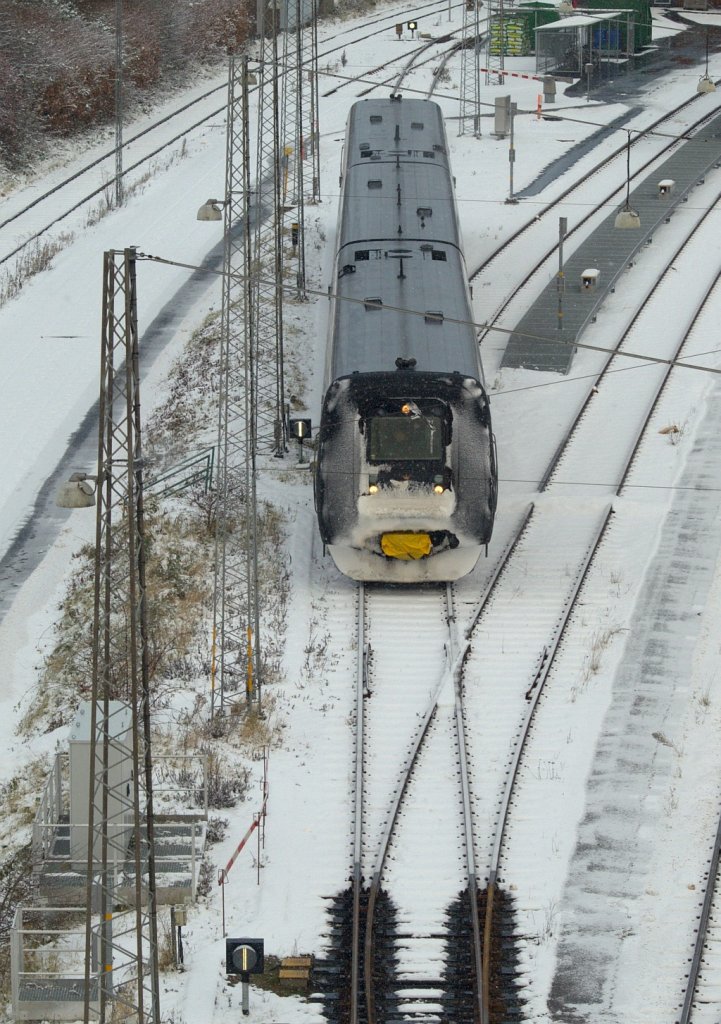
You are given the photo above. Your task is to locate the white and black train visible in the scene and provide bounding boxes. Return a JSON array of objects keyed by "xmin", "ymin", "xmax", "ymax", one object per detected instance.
[{"xmin": 314, "ymin": 96, "xmax": 497, "ymax": 582}]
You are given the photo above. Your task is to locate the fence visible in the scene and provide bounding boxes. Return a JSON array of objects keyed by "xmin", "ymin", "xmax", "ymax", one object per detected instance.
[
  {"xmin": 146, "ymin": 447, "xmax": 215, "ymax": 498},
  {"xmin": 11, "ymin": 907, "xmax": 100, "ymax": 1021}
]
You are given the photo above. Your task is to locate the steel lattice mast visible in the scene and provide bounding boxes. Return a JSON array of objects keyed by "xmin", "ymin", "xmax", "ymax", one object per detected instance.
[
  {"xmin": 484, "ymin": 0, "xmax": 506, "ymax": 85},
  {"xmin": 277, "ymin": 14, "xmax": 304, "ymax": 300},
  {"xmin": 459, "ymin": 1, "xmax": 482, "ymax": 136},
  {"xmin": 286, "ymin": 0, "xmax": 321, "ymax": 298},
  {"xmin": 254, "ymin": 16, "xmax": 287, "ymax": 455},
  {"xmin": 290, "ymin": 0, "xmax": 307, "ymax": 299},
  {"xmin": 211, "ymin": 54, "xmax": 262, "ymax": 718},
  {"xmin": 306, "ymin": 0, "xmax": 321, "ymax": 204},
  {"xmin": 83, "ymin": 248, "xmax": 159, "ymax": 1024}
]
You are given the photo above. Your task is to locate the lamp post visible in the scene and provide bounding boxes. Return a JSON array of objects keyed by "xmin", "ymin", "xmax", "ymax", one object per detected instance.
[
  {"xmin": 507, "ymin": 101, "xmax": 517, "ymax": 203},
  {"xmin": 698, "ymin": 27, "xmax": 716, "ymax": 93},
  {"xmin": 196, "ymin": 198, "xmax": 228, "ymax": 222},
  {"xmin": 56, "ymin": 472, "xmax": 97, "ymax": 508},
  {"xmin": 614, "ymin": 130, "xmax": 641, "ymax": 229},
  {"xmin": 557, "ymin": 216, "xmax": 567, "ymax": 331}
]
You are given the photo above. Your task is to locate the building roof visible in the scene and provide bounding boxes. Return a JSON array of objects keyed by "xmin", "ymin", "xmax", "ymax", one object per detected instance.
[{"xmin": 535, "ymin": 9, "xmax": 632, "ymax": 27}]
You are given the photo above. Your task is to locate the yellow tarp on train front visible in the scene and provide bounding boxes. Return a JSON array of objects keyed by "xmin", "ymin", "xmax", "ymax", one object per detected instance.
[{"xmin": 381, "ymin": 532, "xmax": 432, "ymax": 560}]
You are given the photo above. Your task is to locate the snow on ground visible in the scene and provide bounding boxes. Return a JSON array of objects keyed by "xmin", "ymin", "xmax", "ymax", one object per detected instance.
[{"xmin": 3, "ymin": 2, "xmax": 721, "ymax": 1021}]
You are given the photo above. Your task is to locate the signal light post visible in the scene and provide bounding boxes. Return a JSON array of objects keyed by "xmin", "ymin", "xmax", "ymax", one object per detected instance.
[{"xmin": 226, "ymin": 938, "xmax": 265, "ymax": 1016}]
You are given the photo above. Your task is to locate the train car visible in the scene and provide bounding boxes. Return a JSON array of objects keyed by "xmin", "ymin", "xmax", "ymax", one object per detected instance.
[{"xmin": 314, "ymin": 95, "xmax": 497, "ymax": 582}]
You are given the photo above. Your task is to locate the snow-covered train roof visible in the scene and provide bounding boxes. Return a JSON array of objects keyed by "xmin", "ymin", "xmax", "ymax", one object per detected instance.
[{"xmin": 329, "ymin": 98, "xmax": 483, "ymax": 383}]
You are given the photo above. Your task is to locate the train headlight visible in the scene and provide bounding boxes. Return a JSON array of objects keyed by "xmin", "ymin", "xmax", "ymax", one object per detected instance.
[
  {"xmin": 401, "ymin": 402, "xmax": 412, "ymax": 415},
  {"xmin": 369, "ymin": 483, "xmax": 379, "ymax": 494},
  {"xmin": 433, "ymin": 484, "xmax": 445, "ymax": 494}
]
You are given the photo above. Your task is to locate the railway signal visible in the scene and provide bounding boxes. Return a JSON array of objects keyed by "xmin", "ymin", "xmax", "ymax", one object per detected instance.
[
  {"xmin": 226, "ymin": 938, "xmax": 265, "ymax": 1016},
  {"xmin": 396, "ymin": 22, "xmax": 403, "ymax": 38},
  {"xmin": 407, "ymin": 19, "xmax": 417, "ymax": 36},
  {"xmin": 289, "ymin": 417, "xmax": 312, "ymax": 463}
]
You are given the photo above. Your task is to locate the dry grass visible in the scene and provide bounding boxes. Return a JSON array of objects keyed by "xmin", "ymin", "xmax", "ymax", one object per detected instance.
[{"xmin": 0, "ymin": 232, "xmax": 75, "ymax": 309}]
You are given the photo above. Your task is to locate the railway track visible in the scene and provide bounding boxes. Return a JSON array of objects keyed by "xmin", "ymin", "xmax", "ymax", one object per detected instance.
[
  {"xmin": 540, "ymin": 182, "xmax": 721, "ymax": 495},
  {"xmin": 313, "ymin": 492, "xmax": 618, "ymax": 1022},
  {"xmin": 0, "ymin": 0, "xmax": 454, "ymax": 272},
  {"xmin": 678, "ymin": 811, "xmax": 721, "ymax": 1023},
  {"xmin": 354, "ymin": 583, "xmax": 477, "ymax": 1024},
  {"xmin": 471, "ymin": 89, "xmax": 721, "ymax": 345},
  {"xmin": 310, "ymin": 175, "xmax": 721, "ymax": 1011}
]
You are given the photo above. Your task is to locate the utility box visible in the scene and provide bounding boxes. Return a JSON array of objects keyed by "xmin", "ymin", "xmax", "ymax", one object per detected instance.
[
  {"xmin": 494, "ymin": 95, "xmax": 512, "ymax": 137},
  {"xmin": 658, "ymin": 179, "xmax": 675, "ymax": 197},
  {"xmin": 543, "ymin": 75, "xmax": 556, "ymax": 103},
  {"xmin": 581, "ymin": 268, "xmax": 600, "ymax": 291},
  {"xmin": 69, "ymin": 701, "xmax": 133, "ymax": 871}
]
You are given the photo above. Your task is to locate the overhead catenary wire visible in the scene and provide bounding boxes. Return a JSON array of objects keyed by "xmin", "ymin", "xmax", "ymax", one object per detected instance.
[{"xmin": 135, "ymin": 249, "xmax": 721, "ymax": 382}]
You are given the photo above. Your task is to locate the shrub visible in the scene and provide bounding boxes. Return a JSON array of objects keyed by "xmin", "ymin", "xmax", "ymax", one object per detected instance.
[{"xmin": 0, "ymin": 0, "xmax": 254, "ymax": 171}]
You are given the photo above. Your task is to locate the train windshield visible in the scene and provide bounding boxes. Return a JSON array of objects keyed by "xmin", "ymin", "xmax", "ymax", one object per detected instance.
[{"xmin": 368, "ymin": 413, "xmax": 443, "ymax": 462}]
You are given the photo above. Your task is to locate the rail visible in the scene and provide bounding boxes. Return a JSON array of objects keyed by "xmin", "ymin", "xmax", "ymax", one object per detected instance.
[{"xmin": 473, "ymin": 92, "xmax": 721, "ymax": 347}]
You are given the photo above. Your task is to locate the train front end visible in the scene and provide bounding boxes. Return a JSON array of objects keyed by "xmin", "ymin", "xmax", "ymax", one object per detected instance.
[{"xmin": 315, "ymin": 370, "xmax": 496, "ymax": 582}]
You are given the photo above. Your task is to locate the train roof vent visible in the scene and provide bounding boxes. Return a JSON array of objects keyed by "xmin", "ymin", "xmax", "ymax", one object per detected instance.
[
  {"xmin": 355, "ymin": 250, "xmax": 370, "ymax": 260},
  {"xmin": 424, "ymin": 311, "xmax": 444, "ymax": 323},
  {"xmin": 420, "ymin": 243, "xmax": 433, "ymax": 252},
  {"xmin": 370, "ymin": 114, "xmax": 383, "ymax": 124},
  {"xmin": 370, "ymin": 153, "xmax": 381, "ymax": 161},
  {"xmin": 359, "ymin": 141, "xmax": 370, "ymax": 151},
  {"xmin": 411, "ymin": 121, "xmax": 424, "ymax": 130},
  {"xmin": 423, "ymin": 151, "xmax": 436, "ymax": 159},
  {"xmin": 368, "ymin": 179, "xmax": 382, "ymax": 189},
  {"xmin": 433, "ymin": 144, "xmax": 446, "ymax": 154},
  {"xmin": 431, "ymin": 250, "xmax": 447, "ymax": 261},
  {"xmin": 364, "ymin": 297, "xmax": 383, "ymax": 310},
  {"xmin": 417, "ymin": 206, "xmax": 432, "ymax": 218}
]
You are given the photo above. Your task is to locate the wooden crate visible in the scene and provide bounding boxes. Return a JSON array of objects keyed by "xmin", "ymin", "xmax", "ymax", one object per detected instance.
[{"xmin": 279, "ymin": 955, "xmax": 313, "ymax": 987}]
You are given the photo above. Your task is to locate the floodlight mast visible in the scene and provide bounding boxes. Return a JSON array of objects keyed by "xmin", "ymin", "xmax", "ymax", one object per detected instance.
[
  {"xmin": 255, "ymin": 6, "xmax": 287, "ymax": 458},
  {"xmin": 83, "ymin": 248, "xmax": 159, "ymax": 1024},
  {"xmin": 210, "ymin": 55, "xmax": 264, "ymax": 719}
]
